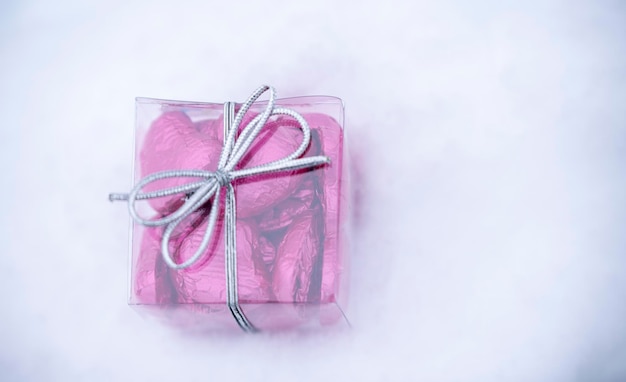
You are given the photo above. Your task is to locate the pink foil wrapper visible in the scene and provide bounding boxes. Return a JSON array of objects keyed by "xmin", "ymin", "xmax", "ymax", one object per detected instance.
[
  {"xmin": 140, "ymin": 112, "xmax": 222, "ymax": 214},
  {"xmin": 172, "ymin": 218, "xmax": 272, "ymax": 304},
  {"xmin": 308, "ymin": 113, "xmax": 344, "ymax": 305},
  {"xmin": 133, "ymin": 227, "xmax": 175, "ymax": 305},
  {"xmin": 129, "ymin": 95, "xmax": 348, "ymax": 331},
  {"xmin": 272, "ymin": 209, "xmax": 324, "ymax": 303}
]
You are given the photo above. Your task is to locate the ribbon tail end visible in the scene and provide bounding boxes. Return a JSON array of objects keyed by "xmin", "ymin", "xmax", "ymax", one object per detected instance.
[{"xmin": 109, "ymin": 193, "xmax": 129, "ymax": 202}]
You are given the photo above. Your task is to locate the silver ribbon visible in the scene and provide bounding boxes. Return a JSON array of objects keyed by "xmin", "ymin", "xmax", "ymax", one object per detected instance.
[{"xmin": 110, "ymin": 85, "xmax": 330, "ymax": 332}]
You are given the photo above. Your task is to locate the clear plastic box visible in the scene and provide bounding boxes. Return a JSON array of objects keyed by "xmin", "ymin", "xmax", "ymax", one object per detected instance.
[{"xmin": 127, "ymin": 94, "xmax": 350, "ymax": 332}]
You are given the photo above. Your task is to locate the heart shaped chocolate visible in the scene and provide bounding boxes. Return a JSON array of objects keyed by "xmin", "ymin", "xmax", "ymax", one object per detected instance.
[{"xmin": 140, "ymin": 111, "xmax": 222, "ymax": 214}]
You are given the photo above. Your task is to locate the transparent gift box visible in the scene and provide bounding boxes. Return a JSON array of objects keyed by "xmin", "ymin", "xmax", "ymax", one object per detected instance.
[{"xmin": 121, "ymin": 89, "xmax": 350, "ymax": 332}]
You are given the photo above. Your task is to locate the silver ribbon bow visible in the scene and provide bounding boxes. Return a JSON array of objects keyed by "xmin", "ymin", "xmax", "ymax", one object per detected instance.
[{"xmin": 110, "ymin": 85, "xmax": 330, "ymax": 332}]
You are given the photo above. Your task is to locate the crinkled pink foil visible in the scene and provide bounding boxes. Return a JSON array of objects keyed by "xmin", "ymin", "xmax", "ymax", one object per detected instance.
[
  {"xmin": 261, "ymin": 113, "xmax": 343, "ymax": 305},
  {"xmin": 133, "ymin": 227, "xmax": 175, "ymax": 304},
  {"xmin": 133, "ymin": 209, "xmax": 210, "ymax": 304},
  {"xmin": 309, "ymin": 114, "xmax": 343, "ymax": 302},
  {"xmin": 140, "ymin": 112, "xmax": 222, "ymax": 214},
  {"xmin": 271, "ymin": 209, "xmax": 323, "ymax": 303},
  {"xmin": 257, "ymin": 235, "xmax": 277, "ymax": 272},
  {"xmin": 308, "ymin": 113, "xmax": 344, "ymax": 324},
  {"xmin": 171, "ymin": 218, "xmax": 272, "ymax": 304},
  {"xmin": 256, "ymin": 175, "xmax": 317, "ymax": 233}
]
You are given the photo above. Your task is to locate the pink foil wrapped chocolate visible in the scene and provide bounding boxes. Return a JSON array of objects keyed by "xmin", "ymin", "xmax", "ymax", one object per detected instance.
[
  {"xmin": 173, "ymin": 219, "xmax": 272, "ymax": 303},
  {"xmin": 119, "ymin": 87, "xmax": 349, "ymax": 331},
  {"xmin": 272, "ymin": 209, "xmax": 323, "ymax": 303},
  {"xmin": 140, "ymin": 111, "xmax": 223, "ymax": 214}
]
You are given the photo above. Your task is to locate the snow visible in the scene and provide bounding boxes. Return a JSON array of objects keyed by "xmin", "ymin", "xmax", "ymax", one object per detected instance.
[{"xmin": 1, "ymin": 1, "xmax": 625, "ymax": 381}]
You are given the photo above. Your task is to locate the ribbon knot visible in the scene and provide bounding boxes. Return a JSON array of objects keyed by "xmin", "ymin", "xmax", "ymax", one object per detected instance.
[
  {"xmin": 110, "ymin": 85, "xmax": 330, "ymax": 332},
  {"xmin": 213, "ymin": 169, "xmax": 231, "ymax": 187}
]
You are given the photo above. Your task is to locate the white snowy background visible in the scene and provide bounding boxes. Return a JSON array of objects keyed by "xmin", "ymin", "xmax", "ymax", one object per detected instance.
[{"xmin": 1, "ymin": 0, "xmax": 625, "ymax": 381}]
